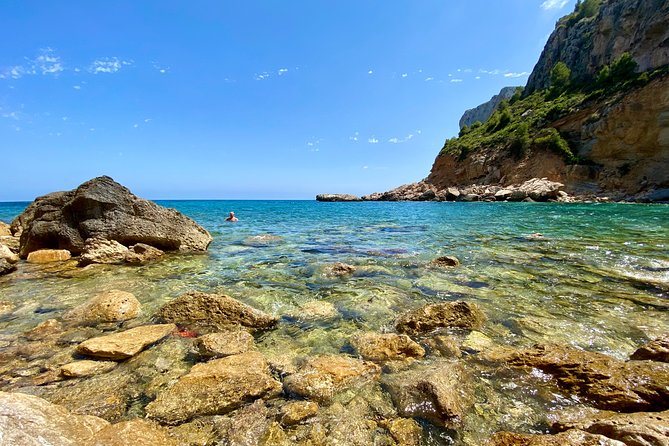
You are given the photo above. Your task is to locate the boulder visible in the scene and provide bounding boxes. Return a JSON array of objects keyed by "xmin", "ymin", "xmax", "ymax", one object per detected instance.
[
  {"xmin": 431, "ymin": 255, "xmax": 460, "ymax": 267},
  {"xmin": 0, "ymin": 235, "xmax": 20, "ymax": 252},
  {"xmin": 324, "ymin": 262, "xmax": 356, "ymax": 276},
  {"xmin": 26, "ymin": 249, "xmax": 71, "ymax": 263},
  {"xmin": 78, "ymin": 238, "xmax": 129, "ymax": 265},
  {"xmin": 487, "ymin": 430, "xmax": 625, "ymax": 446},
  {"xmin": 316, "ymin": 194, "xmax": 362, "ymax": 202},
  {"xmin": 23, "ymin": 319, "xmax": 64, "ymax": 340},
  {"xmin": 0, "ymin": 221, "xmax": 10, "ymax": 236},
  {"xmin": 461, "ymin": 193, "xmax": 480, "ymax": 202},
  {"xmin": 395, "ymin": 301, "xmax": 487, "ymax": 335},
  {"xmin": 446, "ymin": 187, "xmax": 461, "ymax": 200},
  {"xmin": 382, "ymin": 361, "xmax": 473, "ymax": 427},
  {"xmin": 64, "ymin": 290, "xmax": 141, "ymax": 324},
  {"xmin": 494, "ymin": 189, "xmax": 513, "ymax": 201},
  {"xmin": 509, "ymin": 190, "xmax": 528, "ymax": 201},
  {"xmin": 145, "ymin": 351, "xmax": 282, "ymax": 424},
  {"xmin": 194, "ymin": 330, "xmax": 256, "ymax": 358},
  {"xmin": 76, "ymin": 323, "xmax": 175, "ymax": 360},
  {"xmin": 279, "ymin": 401, "xmax": 319, "ymax": 426},
  {"xmin": 485, "ymin": 343, "xmax": 669, "ymax": 411},
  {"xmin": 219, "ymin": 400, "xmax": 286, "ymax": 446},
  {"xmin": 125, "ymin": 243, "xmax": 164, "ymax": 263},
  {"xmin": 350, "ymin": 332, "xmax": 425, "ymax": 362},
  {"xmin": 61, "ymin": 360, "xmax": 117, "ymax": 378},
  {"xmin": 13, "ymin": 176, "xmax": 212, "ymax": 258},
  {"xmin": 0, "ymin": 243, "xmax": 18, "ymax": 263},
  {"xmin": 89, "ymin": 419, "xmax": 178, "ymax": 446},
  {"xmin": 156, "ymin": 291, "xmax": 277, "ymax": 333},
  {"xmin": 517, "ymin": 178, "xmax": 564, "ymax": 201},
  {"xmin": 382, "ymin": 418, "xmax": 423, "ymax": 446},
  {"xmin": 283, "ymin": 355, "xmax": 381, "ymax": 403},
  {"xmin": 0, "ymin": 391, "xmax": 110, "ymax": 446},
  {"xmin": 630, "ymin": 335, "xmax": 669, "ymax": 362},
  {"xmin": 0, "ymin": 258, "xmax": 17, "ymax": 276},
  {"xmin": 291, "ymin": 300, "xmax": 339, "ymax": 321},
  {"xmin": 555, "ymin": 410, "xmax": 669, "ymax": 446}
]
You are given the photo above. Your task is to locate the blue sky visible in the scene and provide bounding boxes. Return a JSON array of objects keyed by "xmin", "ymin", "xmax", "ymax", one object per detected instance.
[{"xmin": 0, "ymin": 0, "xmax": 575, "ymax": 200}]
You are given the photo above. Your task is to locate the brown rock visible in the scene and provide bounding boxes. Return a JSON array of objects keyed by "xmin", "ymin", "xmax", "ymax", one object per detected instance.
[
  {"xmin": 26, "ymin": 249, "xmax": 72, "ymax": 263},
  {"xmin": 125, "ymin": 243, "xmax": 164, "ymax": 264},
  {"xmin": 0, "ymin": 391, "xmax": 109, "ymax": 446},
  {"xmin": 0, "ymin": 221, "xmax": 10, "ymax": 236},
  {"xmin": 0, "ymin": 243, "xmax": 18, "ymax": 263},
  {"xmin": 631, "ymin": 335, "xmax": 669, "ymax": 362},
  {"xmin": 223, "ymin": 400, "xmax": 288, "ymax": 446},
  {"xmin": 431, "ymin": 255, "xmax": 460, "ymax": 267},
  {"xmin": 194, "ymin": 330, "xmax": 256, "ymax": 358},
  {"xmin": 324, "ymin": 262, "xmax": 356, "ymax": 276},
  {"xmin": 23, "ymin": 319, "xmax": 64, "ymax": 340},
  {"xmin": 145, "ymin": 351, "xmax": 282, "ymax": 424},
  {"xmin": 422, "ymin": 335, "xmax": 462, "ymax": 357},
  {"xmin": 382, "ymin": 361, "xmax": 473, "ymax": 427},
  {"xmin": 555, "ymin": 410, "xmax": 669, "ymax": 446},
  {"xmin": 76, "ymin": 323, "xmax": 175, "ymax": 360},
  {"xmin": 351, "ymin": 332, "xmax": 425, "ymax": 362},
  {"xmin": 89, "ymin": 419, "xmax": 178, "ymax": 446},
  {"xmin": 0, "ymin": 258, "xmax": 17, "ymax": 275},
  {"xmin": 0, "ymin": 235, "xmax": 20, "ymax": 252},
  {"xmin": 487, "ymin": 430, "xmax": 626, "ymax": 446},
  {"xmin": 316, "ymin": 194, "xmax": 362, "ymax": 202},
  {"xmin": 61, "ymin": 360, "xmax": 117, "ymax": 378},
  {"xmin": 79, "ymin": 238, "xmax": 129, "ymax": 265},
  {"xmin": 283, "ymin": 355, "xmax": 381, "ymax": 403},
  {"xmin": 294, "ymin": 300, "xmax": 339, "ymax": 320},
  {"xmin": 65, "ymin": 290, "xmax": 141, "ymax": 324},
  {"xmin": 156, "ymin": 291, "xmax": 277, "ymax": 333},
  {"xmin": 0, "ymin": 300, "xmax": 14, "ymax": 316},
  {"xmin": 383, "ymin": 418, "xmax": 423, "ymax": 446},
  {"xmin": 279, "ymin": 401, "xmax": 319, "ymax": 426},
  {"xmin": 395, "ymin": 301, "xmax": 487, "ymax": 335}
]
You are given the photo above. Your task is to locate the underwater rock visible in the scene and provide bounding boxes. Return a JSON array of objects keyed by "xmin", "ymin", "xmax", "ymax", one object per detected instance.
[
  {"xmin": 243, "ymin": 234, "xmax": 284, "ymax": 246},
  {"xmin": 350, "ymin": 332, "xmax": 425, "ymax": 362},
  {"xmin": 279, "ymin": 401, "xmax": 319, "ymax": 426},
  {"xmin": 156, "ymin": 291, "xmax": 277, "ymax": 333},
  {"xmin": 461, "ymin": 331, "xmax": 495, "ymax": 353},
  {"xmin": 61, "ymin": 360, "xmax": 117, "ymax": 378},
  {"xmin": 381, "ymin": 418, "xmax": 423, "ymax": 446},
  {"xmin": 293, "ymin": 300, "xmax": 339, "ymax": 320},
  {"xmin": 65, "ymin": 290, "xmax": 141, "ymax": 324},
  {"xmin": 26, "ymin": 249, "xmax": 72, "ymax": 263},
  {"xmin": 324, "ymin": 262, "xmax": 356, "ymax": 276},
  {"xmin": 555, "ymin": 409, "xmax": 669, "ymax": 446},
  {"xmin": 23, "ymin": 319, "xmax": 64, "ymax": 341},
  {"xmin": 194, "ymin": 330, "xmax": 256, "ymax": 358},
  {"xmin": 124, "ymin": 243, "xmax": 164, "ymax": 264},
  {"xmin": 221, "ymin": 400, "xmax": 287, "ymax": 446},
  {"xmin": 395, "ymin": 301, "xmax": 486, "ymax": 335},
  {"xmin": 146, "ymin": 351, "xmax": 282, "ymax": 425},
  {"xmin": 0, "ymin": 391, "xmax": 110, "ymax": 445},
  {"xmin": 0, "ymin": 258, "xmax": 16, "ymax": 276},
  {"xmin": 487, "ymin": 430, "xmax": 625, "ymax": 445},
  {"xmin": 89, "ymin": 419, "xmax": 178, "ymax": 446},
  {"xmin": 76, "ymin": 323, "xmax": 175, "ymax": 360},
  {"xmin": 283, "ymin": 354, "xmax": 381, "ymax": 403},
  {"xmin": 422, "ymin": 335, "xmax": 462, "ymax": 357},
  {"xmin": 484, "ymin": 343, "xmax": 669, "ymax": 411},
  {"xmin": 382, "ymin": 361, "xmax": 473, "ymax": 427},
  {"xmin": 431, "ymin": 255, "xmax": 460, "ymax": 267},
  {"xmin": 630, "ymin": 335, "xmax": 669, "ymax": 362}
]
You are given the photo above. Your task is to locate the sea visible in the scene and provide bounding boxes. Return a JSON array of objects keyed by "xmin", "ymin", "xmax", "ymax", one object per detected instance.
[{"xmin": 1, "ymin": 200, "xmax": 668, "ymax": 443}]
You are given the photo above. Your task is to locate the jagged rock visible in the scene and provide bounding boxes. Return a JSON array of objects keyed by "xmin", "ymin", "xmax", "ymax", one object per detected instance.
[
  {"xmin": 554, "ymin": 409, "xmax": 669, "ymax": 446},
  {"xmin": 125, "ymin": 243, "xmax": 164, "ymax": 263},
  {"xmin": 395, "ymin": 301, "xmax": 487, "ymax": 335},
  {"xmin": 484, "ymin": 343, "xmax": 669, "ymax": 411},
  {"xmin": 79, "ymin": 238, "xmax": 129, "ymax": 265},
  {"xmin": 194, "ymin": 330, "xmax": 256, "ymax": 358},
  {"xmin": 23, "ymin": 319, "xmax": 63, "ymax": 340},
  {"xmin": 0, "ymin": 221, "xmax": 10, "ymax": 236},
  {"xmin": 382, "ymin": 418, "xmax": 423, "ymax": 446},
  {"xmin": 460, "ymin": 86, "xmax": 520, "ymax": 129},
  {"xmin": 26, "ymin": 249, "xmax": 72, "ymax": 263},
  {"xmin": 494, "ymin": 189, "xmax": 513, "ymax": 201},
  {"xmin": 461, "ymin": 193, "xmax": 480, "ymax": 202},
  {"xmin": 382, "ymin": 361, "xmax": 473, "ymax": 427},
  {"xmin": 0, "ymin": 243, "xmax": 18, "ymax": 263},
  {"xmin": 487, "ymin": 430, "xmax": 626, "ymax": 446},
  {"xmin": 76, "ymin": 324, "xmax": 175, "ymax": 360},
  {"xmin": 324, "ymin": 262, "xmax": 356, "ymax": 276},
  {"xmin": 446, "ymin": 187, "xmax": 461, "ymax": 200},
  {"xmin": 362, "ymin": 182, "xmax": 436, "ymax": 201},
  {"xmin": 156, "ymin": 291, "xmax": 277, "ymax": 333},
  {"xmin": 0, "ymin": 235, "xmax": 20, "ymax": 252},
  {"xmin": 61, "ymin": 360, "xmax": 117, "ymax": 378},
  {"xmin": 279, "ymin": 401, "xmax": 319, "ymax": 426},
  {"xmin": 12, "ymin": 176, "xmax": 211, "ymax": 258},
  {"xmin": 316, "ymin": 194, "xmax": 362, "ymax": 202},
  {"xmin": 64, "ymin": 290, "xmax": 141, "ymax": 324},
  {"xmin": 0, "ymin": 391, "xmax": 110, "ymax": 446},
  {"xmin": 517, "ymin": 178, "xmax": 564, "ymax": 201},
  {"xmin": 0, "ymin": 258, "xmax": 17, "ymax": 276},
  {"xmin": 145, "ymin": 351, "xmax": 282, "ymax": 424},
  {"xmin": 630, "ymin": 335, "xmax": 669, "ymax": 362},
  {"xmin": 431, "ymin": 255, "xmax": 460, "ymax": 267},
  {"xmin": 88, "ymin": 419, "xmax": 178, "ymax": 446},
  {"xmin": 350, "ymin": 332, "xmax": 425, "ymax": 362},
  {"xmin": 283, "ymin": 355, "xmax": 381, "ymax": 403}
]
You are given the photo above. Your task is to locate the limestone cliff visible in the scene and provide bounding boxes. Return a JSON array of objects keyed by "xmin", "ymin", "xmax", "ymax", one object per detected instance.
[{"xmin": 459, "ymin": 87, "xmax": 520, "ymax": 129}]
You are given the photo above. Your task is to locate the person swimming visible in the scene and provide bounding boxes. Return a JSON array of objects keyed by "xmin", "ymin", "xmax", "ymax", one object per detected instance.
[{"xmin": 225, "ymin": 211, "xmax": 239, "ymax": 222}]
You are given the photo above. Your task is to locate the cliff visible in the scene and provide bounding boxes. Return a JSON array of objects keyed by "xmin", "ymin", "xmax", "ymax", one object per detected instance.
[{"xmin": 459, "ymin": 87, "xmax": 520, "ymax": 129}]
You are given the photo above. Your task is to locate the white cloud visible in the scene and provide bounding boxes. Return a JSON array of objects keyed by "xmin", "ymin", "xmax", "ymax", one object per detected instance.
[
  {"xmin": 388, "ymin": 137, "xmax": 399, "ymax": 144},
  {"xmin": 367, "ymin": 70, "xmax": 373, "ymax": 75},
  {"xmin": 388, "ymin": 134, "xmax": 414, "ymax": 144},
  {"xmin": 504, "ymin": 71, "xmax": 530, "ymax": 78},
  {"xmin": 475, "ymin": 76, "xmax": 481, "ymax": 79},
  {"xmin": 35, "ymin": 48, "xmax": 63, "ymax": 74},
  {"xmin": 362, "ymin": 166, "xmax": 368, "ymax": 169},
  {"xmin": 73, "ymin": 85, "xmax": 81, "ymax": 90},
  {"xmin": 277, "ymin": 68, "xmax": 288, "ymax": 75},
  {"xmin": 450, "ymin": 79, "xmax": 463, "ymax": 83},
  {"xmin": 90, "ymin": 57, "xmax": 131, "ymax": 74},
  {"xmin": 425, "ymin": 77, "xmax": 434, "ymax": 81},
  {"xmin": 144, "ymin": 118, "xmax": 152, "ymax": 123},
  {"xmin": 133, "ymin": 123, "xmax": 139, "ymax": 128},
  {"xmin": 401, "ymin": 73, "xmax": 408, "ymax": 78},
  {"xmin": 307, "ymin": 142, "xmax": 314, "ymax": 147},
  {"xmin": 254, "ymin": 72, "xmax": 270, "ymax": 80},
  {"xmin": 368, "ymin": 137, "xmax": 379, "ymax": 144},
  {"xmin": 349, "ymin": 131, "xmax": 359, "ymax": 142},
  {"xmin": 540, "ymin": 0, "xmax": 568, "ymax": 10}
]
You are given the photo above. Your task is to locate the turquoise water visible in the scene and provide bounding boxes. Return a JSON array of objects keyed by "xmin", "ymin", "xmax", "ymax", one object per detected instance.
[{"xmin": 1, "ymin": 200, "xmax": 668, "ymax": 444}]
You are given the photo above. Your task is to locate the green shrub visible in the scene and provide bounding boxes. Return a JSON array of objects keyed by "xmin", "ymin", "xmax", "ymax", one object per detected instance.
[
  {"xmin": 550, "ymin": 62, "xmax": 571, "ymax": 96},
  {"xmin": 533, "ymin": 128, "xmax": 575, "ymax": 162},
  {"xmin": 509, "ymin": 123, "xmax": 530, "ymax": 160},
  {"xmin": 459, "ymin": 125, "xmax": 471, "ymax": 137},
  {"xmin": 609, "ymin": 52, "xmax": 638, "ymax": 82}
]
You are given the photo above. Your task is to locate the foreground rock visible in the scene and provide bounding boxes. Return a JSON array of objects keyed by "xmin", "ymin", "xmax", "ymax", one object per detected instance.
[
  {"xmin": 323, "ymin": 262, "xmax": 356, "ymax": 276},
  {"xmin": 316, "ymin": 194, "xmax": 362, "ymax": 202},
  {"xmin": 0, "ymin": 258, "xmax": 17, "ymax": 276},
  {"xmin": 279, "ymin": 401, "xmax": 319, "ymax": 426},
  {"xmin": 156, "ymin": 291, "xmax": 277, "ymax": 333},
  {"xmin": 484, "ymin": 343, "xmax": 669, "ymax": 411},
  {"xmin": 382, "ymin": 361, "xmax": 473, "ymax": 427},
  {"xmin": 0, "ymin": 391, "xmax": 109, "ymax": 445},
  {"xmin": 26, "ymin": 249, "xmax": 72, "ymax": 263},
  {"xmin": 145, "ymin": 351, "xmax": 282, "ymax": 424},
  {"xmin": 12, "ymin": 175, "xmax": 212, "ymax": 258},
  {"xmin": 64, "ymin": 290, "xmax": 141, "ymax": 324},
  {"xmin": 88, "ymin": 419, "xmax": 178, "ymax": 446},
  {"xmin": 431, "ymin": 255, "xmax": 460, "ymax": 267},
  {"xmin": 194, "ymin": 330, "xmax": 256, "ymax": 358},
  {"xmin": 61, "ymin": 360, "xmax": 117, "ymax": 378},
  {"xmin": 487, "ymin": 430, "xmax": 625, "ymax": 446},
  {"xmin": 79, "ymin": 238, "xmax": 164, "ymax": 266},
  {"xmin": 0, "ymin": 221, "xmax": 10, "ymax": 236},
  {"xmin": 351, "ymin": 332, "xmax": 425, "ymax": 362},
  {"xmin": 395, "ymin": 301, "xmax": 486, "ymax": 335},
  {"xmin": 283, "ymin": 355, "xmax": 381, "ymax": 403},
  {"xmin": 76, "ymin": 324, "xmax": 175, "ymax": 360},
  {"xmin": 630, "ymin": 335, "xmax": 669, "ymax": 362},
  {"xmin": 0, "ymin": 243, "xmax": 19, "ymax": 264}
]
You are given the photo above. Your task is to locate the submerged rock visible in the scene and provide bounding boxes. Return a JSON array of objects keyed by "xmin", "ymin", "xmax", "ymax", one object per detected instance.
[
  {"xmin": 61, "ymin": 360, "xmax": 117, "ymax": 378},
  {"xmin": 283, "ymin": 355, "xmax": 381, "ymax": 403},
  {"xmin": 243, "ymin": 234, "xmax": 284, "ymax": 246},
  {"xmin": 630, "ymin": 335, "xmax": 669, "ymax": 362},
  {"xmin": 13, "ymin": 175, "xmax": 212, "ymax": 258},
  {"xmin": 194, "ymin": 330, "xmax": 256, "ymax": 358},
  {"xmin": 124, "ymin": 243, "xmax": 164, "ymax": 264},
  {"xmin": 156, "ymin": 291, "xmax": 277, "ymax": 333},
  {"xmin": 64, "ymin": 290, "xmax": 141, "ymax": 324},
  {"xmin": 324, "ymin": 262, "xmax": 356, "ymax": 276},
  {"xmin": 23, "ymin": 319, "xmax": 64, "ymax": 340},
  {"xmin": 395, "ymin": 301, "xmax": 487, "ymax": 335},
  {"xmin": 293, "ymin": 300, "xmax": 339, "ymax": 320},
  {"xmin": 0, "ymin": 258, "xmax": 17, "ymax": 276},
  {"xmin": 145, "ymin": 351, "xmax": 282, "ymax": 424},
  {"xmin": 279, "ymin": 401, "xmax": 319, "ymax": 426},
  {"xmin": 431, "ymin": 255, "xmax": 460, "ymax": 267},
  {"xmin": 487, "ymin": 430, "xmax": 625, "ymax": 445},
  {"xmin": 350, "ymin": 332, "xmax": 425, "ymax": 362},
  {"xmin": 76, "ymin": 323, "xmax": 175, "ymax": 360},
  {"xmin": 0, "ymin": 391, "xmax": 110, "ymax": 445},
  {"xmin": 26, "ymin": 249, "xmax": 72, "ymax": 263},
  {"xmin": 89, "ymin": 419, "xmax": 178, "ymax": 446}
]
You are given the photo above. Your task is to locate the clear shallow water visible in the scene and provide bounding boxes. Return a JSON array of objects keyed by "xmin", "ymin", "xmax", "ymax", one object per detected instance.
[{"xmin": 1, "ymin": 200, "xmax": 668, "ymax": 444}]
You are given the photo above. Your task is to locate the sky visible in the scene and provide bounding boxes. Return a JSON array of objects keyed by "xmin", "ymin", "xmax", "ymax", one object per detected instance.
[{"xmin": 0, "ymin": 0, "xmax": 576, "ymax": 200}]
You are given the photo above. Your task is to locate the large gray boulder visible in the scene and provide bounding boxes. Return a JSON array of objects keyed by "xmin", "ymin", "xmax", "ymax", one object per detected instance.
[{"xmin": 12, "ymin": 176, "xmax": 212, "ymax": 258}]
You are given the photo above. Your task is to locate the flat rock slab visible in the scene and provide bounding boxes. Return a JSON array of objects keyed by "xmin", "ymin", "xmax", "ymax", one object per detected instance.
[
  {"xmin": 145, "ymin": 351, "xmax": 282, "ymax": 424},
  {"xmin": 61, "ymin": 360, "xmax": 117, "ymax": 378},
  {"xmin": 156, "ymin": 291, "xmax": 277, "ymax": 332},
  {"xmin": 76, "ymin": 324, "xmax": 176, "ymax": 360},
  {"xmin": 26, "ymin": 249, "xmax": 72, "ymax": 263},
  {"xmin": 631, "ymin": 335, "xmax": 669, "ymax": 362},
  {"xmin": 395, "ymin": 301, "xmax": 486, "ymax": 335},
  {"xmin": 351, "ymin": 332, "xmax": 425, "ymax": 362},
  {"xmin": 487, "ymin": 430, "xmax": 625, "ymax": 445},
  {"xmin": 88, "ymin": 419, "xmax": 178, "ymax": 446},
  {"xmin": 64, "ymin": 290, "xmax": 141, "ymax": 324},
  {"xmin": 194, "ymin": 330, "xmax": 256, "ymax": 358}
]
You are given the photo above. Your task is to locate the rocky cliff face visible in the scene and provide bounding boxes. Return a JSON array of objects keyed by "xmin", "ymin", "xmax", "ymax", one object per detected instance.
[
  {"xmin": 459, "ymin": 87, "xmax": 520, "ymax": 129},
  {"xmin": 525, "ymin": 0, "xmax": 669, "ymax": 93}
]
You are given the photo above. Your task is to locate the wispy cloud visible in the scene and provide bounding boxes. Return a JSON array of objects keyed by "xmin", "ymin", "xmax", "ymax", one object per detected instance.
[
  {"xmin": 368, "ymin": 137, "xmax": 379, "ymax": 144},
  {"xmin": 254, "ymin": 72, "xmax": 270, "ymax": 81},
  {"xmin": 401, "ymin": 73, "xmax": 408, "ymax": 78},
  {"xmin": 277, "ymin": 68, "xmax": 288, "ymax": 76},
  {"xmin": 349, "ymin": 131, "xmax": 359, "ymax": 142},
  {"xmin": 152, "ymin": 62, "xmax": 169, "ymax": 74},
  {"xmin": 540, "ymin": 0, "xmax": 568, "ymax": 10},
  {"xmin": 504, "ymin": 71, "xmax": 530, "ymax": 78},
  {"xmin": 0, "ymin": 48, "xmax": 64, "ymax": 79},
  {"xmin": 425, "ymin": 77, "xmax": 434, "ymax": 82},
  {"xmin": 450, "ymin": 79, "xmax": 463, "ymax": 83},
  {"xmin": 90, "ymin": 57, "xmax": 132, "ymax": 74},
  {"xmin": 367, "ymin": 70, "xmax": 373, "ymax": 75},
  {"xmin": 388, "ymin": 134, "xmax": 414, "ymax": 144}
]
